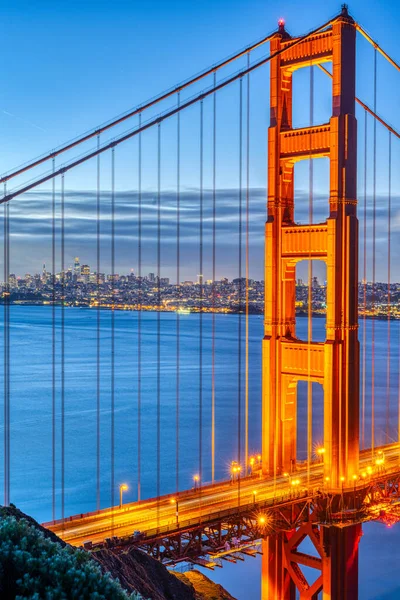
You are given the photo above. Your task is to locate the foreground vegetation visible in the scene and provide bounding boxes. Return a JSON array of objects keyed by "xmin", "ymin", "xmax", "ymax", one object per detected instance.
[{"xmin": 0, "ymin": 515, "xmax": 143, "ymax": 599}]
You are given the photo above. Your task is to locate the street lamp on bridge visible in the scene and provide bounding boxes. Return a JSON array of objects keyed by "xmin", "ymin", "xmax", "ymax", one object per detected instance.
[
  {"xmin": 170, "ymin": 497, "xmax": 179, "ymax": 526},
  {"xmin": 230, "ymin": 462, "xmax": 241, "ymax": 483},
  {"xmin": 249, "ymin": 456, "xmax": 255, "ymax": 475},
  {"xmin": 119, "ymin": 483, "xmax": 128, "ymax": 508},
  {"xmin": 193, "ymin": 474, "xmax": 200, "ymax": 490}
]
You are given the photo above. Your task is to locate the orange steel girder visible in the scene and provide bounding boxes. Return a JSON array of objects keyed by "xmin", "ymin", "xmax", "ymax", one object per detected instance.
[
  {"xmin": 262, "ymin": 12, "xmax": 359, "ymax": 488},
  {"xmin": 261, "ymin": 523, "xmax": 362, "ymax": 600}
]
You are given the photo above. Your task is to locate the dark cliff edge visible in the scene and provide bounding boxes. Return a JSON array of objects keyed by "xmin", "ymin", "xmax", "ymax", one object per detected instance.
[
  {"xmin": 0, "ymin": 505, "xmax": 236, "ymax": 600},
  {"xmin": 93, "ymin": 546, "xmax": 236, "ymax": 600}
]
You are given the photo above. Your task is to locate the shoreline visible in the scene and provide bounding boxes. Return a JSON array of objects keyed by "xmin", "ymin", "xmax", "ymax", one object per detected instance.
[{"xmin": 2, "ymin": 302, "xmax": 397, "ymax": 321}]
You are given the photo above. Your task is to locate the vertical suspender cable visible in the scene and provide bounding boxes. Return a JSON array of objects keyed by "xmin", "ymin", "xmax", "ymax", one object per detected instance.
[
  {"xmin": 398, "ymin": 137, "xmax": 400, "ymax": 460},
  {"xmin": 199, "ymin": 101, "xmax": 204, "ymax": 488},
  {"xmin": 386, "ymin": 132, "xmax": 392, "ymax": 443},
  {"xmin": 3, "ymin": 183, "xmax": 9, "ymax": 507},
  {"xmin": 61, "ymin": 174, "xmax": 65, "ymax": 523},
  {"xmin": 157, "ymin": 123, "xmax": 161, "ymax": 526},
  {"xmin": 111, "ymin": 148, "xmax": 115, "ymax": 529},
  {"xmin": 176, "ymin": 95, "xmax": 180, "ymax": 495},
  {"xmin": 371, "ymin": 48, "xmax": 377, "ymax": 456},
  {"xmin": 238, "ymin": 78, "xmax": 243, "ymax": 505},
  {"xmin": 307, "ymin": 66, "xmax": 314, "ymax": 486},
  {"xmin": 137, "ymin": 114, "xmax": 142, "ymax": 502},
  {"xmin": 6, "ymin": 199, "xmax": 9, "ymax": 507},
  {"xmin": 362, "ymin": 111, "xmax": 367, "ymax": 450},
  {"xmin": 211, "ymin": 74, "xmax": 216, "ymax": 484},
  {"xmin": 3, "ymin": 189, "xmax": 5, "ymax": 506},
  {"xmin": 245, "ymin": 53, "xmax": 250, "ymax": 475},
  {"xmin": 52, "ymin": 161, "xmax": 56, "ymax": 519},
  {"xmin": 96, "ymin": 135, "xmax": 101, "ymax": 511}
]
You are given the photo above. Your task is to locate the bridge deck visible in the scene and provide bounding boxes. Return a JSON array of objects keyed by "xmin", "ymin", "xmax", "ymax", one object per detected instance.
[{"xmin": 44, "ymin": 443, "xmax": 400, "ymax": 548}]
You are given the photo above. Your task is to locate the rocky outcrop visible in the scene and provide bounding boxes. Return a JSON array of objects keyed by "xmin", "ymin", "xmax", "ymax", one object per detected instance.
[
  {"xmin": 92, "ymin": 547, "xmax": 195, "ymax": 600},
  {"xmin": 175, "ymin": 570, "xmax": 237, "ymax": 600},
  {"xmin": 1, "ymin": 504, "xmax": 236, "ymax": 600},
  {"xmin": 92, "ymin": 549, "xmax": 237, "ymax": 600}
]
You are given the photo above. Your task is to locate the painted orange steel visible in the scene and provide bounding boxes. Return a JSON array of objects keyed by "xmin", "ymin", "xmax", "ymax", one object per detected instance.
[
  {"xmin": 318, "ymin": 63, "xmax": 400, "ymax": 139},
  {"xmin": 261, "ymin": 524, "xmax": 362, "ymax": 599},
  {"xmin": 262, "ymin": 12, "xmax": 359, "ymax": 491}
]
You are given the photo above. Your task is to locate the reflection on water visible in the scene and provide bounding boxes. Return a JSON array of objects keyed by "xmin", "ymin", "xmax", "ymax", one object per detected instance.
[
  {"xmin": 0, "ymin": 307, "xmax": 399, "ymax": 598},
  {"xmin": 204, "ymin": 522, "xmax": 400, "ymax": 599}
]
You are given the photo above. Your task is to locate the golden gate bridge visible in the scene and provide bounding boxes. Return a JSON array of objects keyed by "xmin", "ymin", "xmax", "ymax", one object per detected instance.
[{"xmin": 2, "ymin": 5, "xmax": 400, "ymax": 598}]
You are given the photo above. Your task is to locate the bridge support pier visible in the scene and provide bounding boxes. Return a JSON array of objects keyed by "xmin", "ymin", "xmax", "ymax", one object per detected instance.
[
  {"xmin": 262, "ymin": 4, "xmax": 359, "ymax": 488},
  {"xmin": 321, "ymin": 524, "xmax": 361, "ymax": 600},
  {"xmin": 261, "ymin": 523, "xmax": 361, "ymax": 599},
  {"xmin": 261, "ymin": 536, "xmax": 295, "ymax": 600}
]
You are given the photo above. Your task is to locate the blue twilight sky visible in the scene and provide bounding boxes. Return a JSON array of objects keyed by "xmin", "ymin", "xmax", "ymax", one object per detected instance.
[{"xmin": 0, "ymin": 0, "xmax": 400, "ymax": 280}]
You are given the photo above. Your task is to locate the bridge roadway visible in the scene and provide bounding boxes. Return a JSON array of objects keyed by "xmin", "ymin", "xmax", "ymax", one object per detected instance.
[{"xmin": 44, "ymin": 443, "xmax": 400, "ymax": 547}]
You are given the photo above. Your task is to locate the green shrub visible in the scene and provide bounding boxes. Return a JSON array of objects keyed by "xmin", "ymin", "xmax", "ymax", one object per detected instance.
[{"xmin": 0, "ymin": 516, "xmax": 143, "ymax": 599}]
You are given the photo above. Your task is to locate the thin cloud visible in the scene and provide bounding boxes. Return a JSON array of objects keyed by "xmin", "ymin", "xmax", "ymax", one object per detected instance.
[{"xmin": 1, "ymin": 109, "xmax": 47, "ymax": 133}]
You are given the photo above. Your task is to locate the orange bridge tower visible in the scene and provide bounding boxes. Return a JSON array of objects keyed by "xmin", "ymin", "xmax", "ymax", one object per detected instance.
[{"xmin": 262, "ymin": 8, "xmax": 359, "ymax": 489}]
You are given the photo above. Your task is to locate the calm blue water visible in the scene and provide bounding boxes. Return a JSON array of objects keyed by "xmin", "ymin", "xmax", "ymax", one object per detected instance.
[{"xmin": 0, "ymin": 306, "xmax": 399, "ymax": 598}]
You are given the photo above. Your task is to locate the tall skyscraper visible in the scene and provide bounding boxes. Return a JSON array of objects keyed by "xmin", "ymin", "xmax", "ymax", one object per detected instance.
[
  {"xmin": 81, "ymin": 265, "xmax": 90, "ymax": 283},
  {"xmin": 74, "ymin": 257, "xmax": 80, "ymax": 279}
]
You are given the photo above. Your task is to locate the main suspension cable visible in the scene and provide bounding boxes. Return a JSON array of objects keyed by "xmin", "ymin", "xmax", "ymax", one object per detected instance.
[
  {"xmin": 318, "ymin": 64, "xmax": 400, "ymax": 140},
  {"xmin": 0, "ymin": 33, "xmax": 279, "ymax": 186},
  {"xmin": 1, "ymin": 15, "xmax": 338, "ymax": 206},
  {"xmin": 356, "ymin": 23, "xmax": 400, "ymax": 72}
]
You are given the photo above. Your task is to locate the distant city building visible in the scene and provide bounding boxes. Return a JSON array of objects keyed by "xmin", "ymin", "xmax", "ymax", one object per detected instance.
[
  {"xmin": 74, "ymin": 257, "xmax": 80, "ymax": 279},
  {"xmin": 80, "ymin": 265, "xmax": 90, "ymax": 283},
  {"xmin": 3, "ymin": 258, "xmax": 397, "ymax": 321},
  {"xmin": 42, "ymin": 263, "xmax": 48, "ymax": 283}
]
